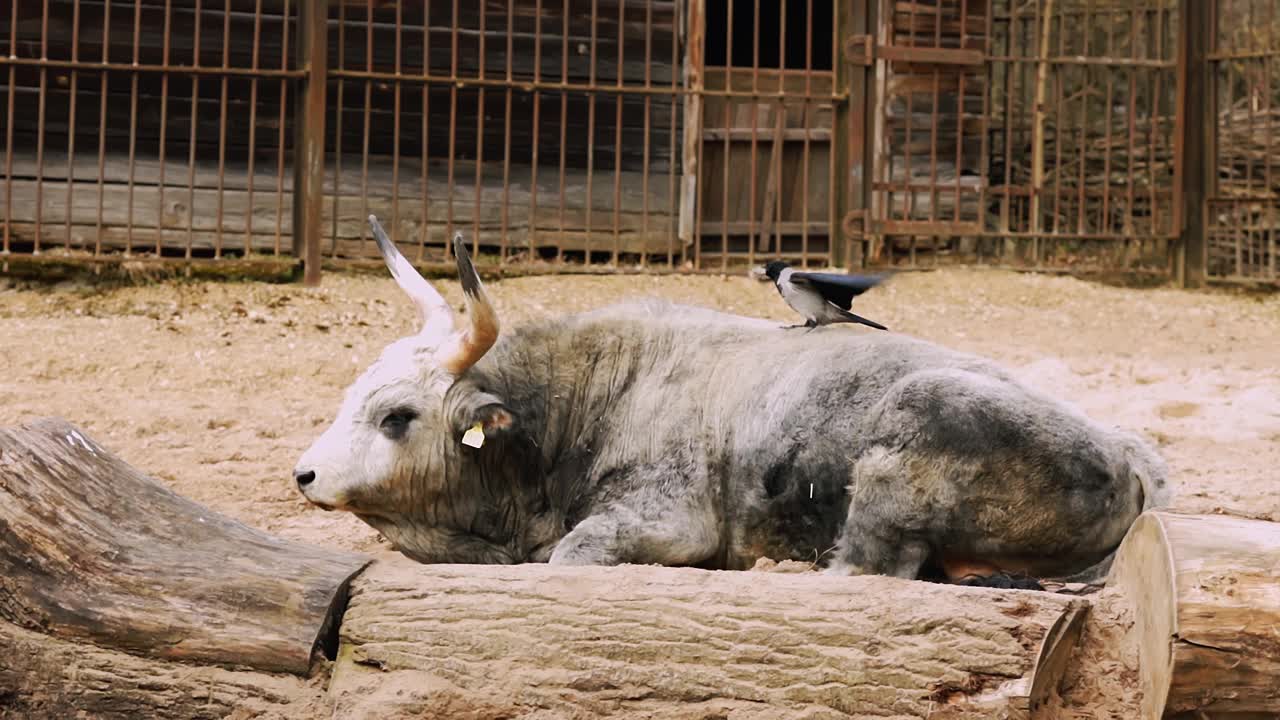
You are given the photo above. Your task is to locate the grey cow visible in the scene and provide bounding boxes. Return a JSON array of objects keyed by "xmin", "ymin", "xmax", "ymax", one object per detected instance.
[{"xmin": 294, "ymin": 216, "xmax": 1172, "ymax": 585}]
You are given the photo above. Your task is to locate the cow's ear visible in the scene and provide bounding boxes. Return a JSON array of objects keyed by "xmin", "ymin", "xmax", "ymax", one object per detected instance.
[{"xmin": 449, "ymin": 388, "xmax": 516, "ymax": 440}]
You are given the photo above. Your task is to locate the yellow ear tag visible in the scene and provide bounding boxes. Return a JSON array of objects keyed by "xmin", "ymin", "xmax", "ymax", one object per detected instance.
[{"xmin": 461, "ymin": 422, "xmax": 485, "ymax": 449}]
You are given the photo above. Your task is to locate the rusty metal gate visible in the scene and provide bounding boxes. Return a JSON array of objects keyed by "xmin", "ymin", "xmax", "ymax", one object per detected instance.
[
  {"xmin": 862, "ymin": 0, "xmax": 1181, "ymax": 274},
  {"xmin": 1200, "ymin": 0, "xmax": 1280, "ymax": 284},
  {"xmin": 0, "ymin": 1, "xmax": 1272, "ymax": 287}
]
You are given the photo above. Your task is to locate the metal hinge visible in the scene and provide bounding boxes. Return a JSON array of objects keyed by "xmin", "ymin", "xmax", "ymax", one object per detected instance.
[{"xmin": 843, "ymin": 35, "xmax": 874, "ymax": 66}]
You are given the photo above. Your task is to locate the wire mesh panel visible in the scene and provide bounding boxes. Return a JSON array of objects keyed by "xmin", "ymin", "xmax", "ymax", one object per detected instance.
[
  {"xmin": 983, "ymin": 0, "xmax": 1179, "ymax": 272},
  {"xmin": 322, "ymin": 1, "xmax": 683, "ymax": 267},
  {"xmin": 0, "ymin": 1, "xmax": 301, "ymax": 262},
  {"xmin": 1206, "ymin": 0, "xmax": 1280, "ymax": 283}
]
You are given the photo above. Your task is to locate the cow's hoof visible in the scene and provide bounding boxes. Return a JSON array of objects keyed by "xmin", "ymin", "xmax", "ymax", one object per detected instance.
[{"xmin": 953, "ymin": 572, "xmax": 1045, "ymax": 592}]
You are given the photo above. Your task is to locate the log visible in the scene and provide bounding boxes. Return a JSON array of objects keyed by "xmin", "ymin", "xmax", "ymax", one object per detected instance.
[
  {"xmin": 0, "ymin": 418, "xmax": 370, "ymax": 675},
  {"xmin": 330, "ymin": 559, "xmax": 1088, "ymax": 719},
  {"xmin": 1108, "ymin": 512, "xmax": 1280, "ymax": 718},
  {"xmin": 0, "ymin": 618, "xmax": 325, "ymax": 720}
]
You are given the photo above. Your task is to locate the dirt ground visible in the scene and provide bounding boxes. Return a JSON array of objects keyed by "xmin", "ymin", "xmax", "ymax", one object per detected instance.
[{"xmin": 1, "ymin": 266, "xmax": 1278, "ymax": 716}]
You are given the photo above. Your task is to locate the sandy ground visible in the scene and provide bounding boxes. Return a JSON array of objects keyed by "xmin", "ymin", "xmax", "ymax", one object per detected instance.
[{"xmin": 1, "ymin": 266, "xmax": 1278, "ymax": 715}]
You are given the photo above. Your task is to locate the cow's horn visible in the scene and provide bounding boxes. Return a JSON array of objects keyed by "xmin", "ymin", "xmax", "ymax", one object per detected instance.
[
  {"xmin": 368, "ymin": 215, "xmax": 456, "ymax": 339},
  {"xmin": 438, "ymin": 233, "xmax": 500, "ymax": 375}
]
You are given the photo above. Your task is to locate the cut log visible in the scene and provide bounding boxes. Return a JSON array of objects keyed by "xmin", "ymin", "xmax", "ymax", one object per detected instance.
[
  {"xmin": 330, "ymin": 559, "xmax": 1087, "ymax": 719},
  {"xmin": 0, "ymin": 418, "xmax": 370, "ymax": 675},
  {"xmin": 1108, "ymin": 511, "xmax": 1280, "ymax": 718},
  {"xmin": 0, "ymin": 618, "xmax": 325, "ymax": 720}
]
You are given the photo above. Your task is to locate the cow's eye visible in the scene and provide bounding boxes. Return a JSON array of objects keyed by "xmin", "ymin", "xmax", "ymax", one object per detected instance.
[{"xmin": 379, "ymin": 409, "xmax": 418, "ymax": 440}]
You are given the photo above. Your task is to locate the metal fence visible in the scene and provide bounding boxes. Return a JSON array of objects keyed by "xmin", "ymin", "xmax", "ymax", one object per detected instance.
[
  {"xmin": 0, "ymin": 1, "xmax": 1272, "ymax": 286},
  {"xmin": 1202, "ymin": 0, "xmax": 1280, "ymax": 283},
  {"xmin": 2, "ymin": 1, "xmax": 302, "ymax": 262}
]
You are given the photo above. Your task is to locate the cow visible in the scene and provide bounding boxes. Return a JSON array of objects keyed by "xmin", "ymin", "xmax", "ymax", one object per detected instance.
[{"xmin": 294, "ymin": 216, "xmax": 1172, "ymax": 587}]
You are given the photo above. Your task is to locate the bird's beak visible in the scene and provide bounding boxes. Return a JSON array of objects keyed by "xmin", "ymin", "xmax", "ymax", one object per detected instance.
[{"xmin": 748, "ymin": 266, "xmax": 770, "ymax": 281}]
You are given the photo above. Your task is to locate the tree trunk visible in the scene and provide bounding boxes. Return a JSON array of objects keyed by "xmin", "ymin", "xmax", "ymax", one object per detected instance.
[
  {"xmin": 1108, "ymin": 511, "xmax": 1280, "ymax": 718},
  {"xmin": 330, "ymin": 560, "xmax": 1087, "ymax": 720},
  {"xmin": 0, "ymin": 417, "xmax": 370, "ymax": 675}
]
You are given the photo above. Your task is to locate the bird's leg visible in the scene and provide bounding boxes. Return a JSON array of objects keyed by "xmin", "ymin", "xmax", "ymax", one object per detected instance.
[{"xmin": 779, "ymin": 323, "xmax": 809, "ymax": 330}]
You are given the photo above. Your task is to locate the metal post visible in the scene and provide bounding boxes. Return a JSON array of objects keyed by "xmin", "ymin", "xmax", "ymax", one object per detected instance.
[
  {"xmin": 1177, "ymin": 0, "xmax": 1212, "ymax": 287},
  {"xmin": 293, "ymin": 0, "xmax": 329, "ymax": 285}
]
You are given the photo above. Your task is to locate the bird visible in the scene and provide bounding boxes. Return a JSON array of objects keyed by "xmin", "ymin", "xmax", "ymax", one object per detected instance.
[{"xmin": 759, "ymin": 261, "xmax": 889, "ymax": 331}]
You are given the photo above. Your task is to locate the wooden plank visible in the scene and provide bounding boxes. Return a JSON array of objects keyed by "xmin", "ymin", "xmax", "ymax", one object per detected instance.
[
  {"xmin": 0, "ymin": 418, "xmax": 371, "ymax": 675},
  {"xmin": 757, "ymin": 106, "xmax": 786, "ymax": 254},
  {"xmin": 679, "ymin": 0, "xmax": 706, "ymax": 247}
]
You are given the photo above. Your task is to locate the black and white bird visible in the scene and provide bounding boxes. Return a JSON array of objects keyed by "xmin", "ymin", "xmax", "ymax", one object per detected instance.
[{"xmin": 760, "ymin": 261, "xmax": 889, "ymax": 331}]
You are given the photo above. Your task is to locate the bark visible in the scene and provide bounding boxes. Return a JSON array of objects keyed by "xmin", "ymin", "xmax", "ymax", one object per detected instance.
[
  {"xmin": 1108, "ymin": 511, "xmax": 1280, "ymax": 718},
  {"xmin": 330, "ymin": 559, "xmax": 1086, "ymax": 720},
  {"xmin": 0, "ymin": 417, "xmax": 370, "ymax": 676},
  {"xmin": 0, "ymin": 619, "xmax": 327, "ymax": 720}
]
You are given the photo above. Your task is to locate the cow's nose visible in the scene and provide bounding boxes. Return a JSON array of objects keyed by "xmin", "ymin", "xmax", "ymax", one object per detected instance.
[{"xmin": 294, "ymin": 469, "xmax": 317, "ymax": 487}]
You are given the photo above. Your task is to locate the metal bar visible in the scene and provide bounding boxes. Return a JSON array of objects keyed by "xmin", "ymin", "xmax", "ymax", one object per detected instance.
[
  {"xmin": 745, "ymin": 0, "xmax": 760, "ymax": 271},
  {"xmin": 2, "ymin": 0, "xmax": 15, "ymax": 253},
  {"xmin": 65, "ymin": 0, "xmax": 82, "ymax": 249},
  {"xmin": 501, "ymin": 0, "xmax": 514, "ymax": 260},
  {"xmin": 393, "ymin": 0, "xmax": 404, "ymax": 249},
  {"xmin": 446, "ymin": 0, "xmax": 459, "ymax": 251},
  {"xmin": 639, "ymin": 0, "xmax": 653, "ymax": 267},
  {"xmin": 246, "ymin": 0, "xmax": 263, "ymax": 255},
  {"xmin": 557, "ymin": 0, "xmax": 568, "ymax": 262},
  {"xmin": 585, "ymin": 0, "xmax": 600, "ymax": 262},
  {"xmin": 185, "ymin": 0, "xmax": 202, "ymax": 261},
  {"xmin": 719, "ymin": 0, "xmax": 732, "ymax": 269},
  {"xmin": 417, "ymin": 0, "xmax": 428, "ymax": 261},
  {"xmin": 330, "ymin": 0, "xmax": 346, "ymax": 256},
  {"xmin": 125, "ymin": 0, "xmax": 143, "ymax": 255},
  {"xmin": 34, "ymin": 0, "xmax": 51, "ymax": 253},
  {"xmin": 611, "ymin": 0, "xmax": 625, "ymax": 265},
  {"xmin": 360, "ymin": 5, "xmax": 374, "ymax": 252},
  {"xmin": 800, "ymin": 0, "xmax": 813, "ymax": 267},
  {"xmin": 293, "ymin": 0, "xmax": 329, "ymax": 285},
  {"xmin": 156, "ymin": 0, "xmax": 171, "ymax": 255},
  {"xmin": 214, "ymin": 0, "xmax": 232, "ymax": 258},
  {"xmin": 528, "ymin": 0, "xmax": 542, "ymax": 261},
  {"xmin": 0, "ymin": 57, "xmax": 306, "ymax": 78},
  {"xmin": 472, "ymin": 4, "xmax": 484, "ymax": 257},
  {"xmin": 272, "ymin": 0, "xmax": 290, "ymax": 256},
  {"xmin": 668, "ymin": 0, "xmax": 680, "ymax": 267}
]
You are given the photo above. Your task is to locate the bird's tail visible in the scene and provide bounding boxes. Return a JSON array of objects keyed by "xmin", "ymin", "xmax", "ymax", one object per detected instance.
[{"xmin": 838, "ymin": 309, "xmax": 889, "ymax": 331}]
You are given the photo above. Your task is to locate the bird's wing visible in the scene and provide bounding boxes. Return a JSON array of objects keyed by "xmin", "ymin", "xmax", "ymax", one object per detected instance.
[{"xmin": 788, "ymin": 272, "xmax": 886, "ymax": 310}]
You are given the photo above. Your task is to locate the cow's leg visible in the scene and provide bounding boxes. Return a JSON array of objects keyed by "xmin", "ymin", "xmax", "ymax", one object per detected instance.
[{"xmin": 549, "ymin": 497, "xmax": 720, "ymax": 567}]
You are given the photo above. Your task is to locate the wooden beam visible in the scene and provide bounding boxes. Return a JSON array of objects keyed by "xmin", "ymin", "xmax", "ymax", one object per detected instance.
[
  {"xmin": 0, "ymin": 418, "xmax": 370, "ymax": 675},
  {"xmin": 292, "ymin": 0, "xmax": 329, "ymax": 286},
  {"xmin": 678, "ymin": 0, "xmax": 705, "ymax": 252},
  {"xmin": 1109, "ymin": 512, "xmax": 1280, "ymax": 718}
]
